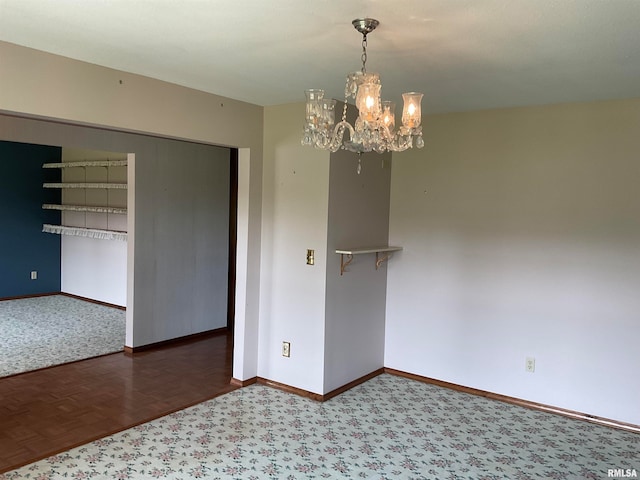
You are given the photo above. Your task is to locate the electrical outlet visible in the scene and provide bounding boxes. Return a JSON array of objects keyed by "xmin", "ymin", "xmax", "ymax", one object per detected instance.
[
  {"xmin": 282, "ymin": 341, "xmax": 291, "ymax": 358},
  {"xmin": 526, "ymin": 356, "xmax": 535, "ymax": 373},
  {"xmin": 30, "ymin": 271, "xmax": 37, "ymax": 280}
]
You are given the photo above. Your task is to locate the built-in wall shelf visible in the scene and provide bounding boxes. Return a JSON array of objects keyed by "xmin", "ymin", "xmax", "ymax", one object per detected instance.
[
  {"xmin": 42, "ymin": 224, "xmax": 127, "ymax": 242},
  {"xmin": 42, "ymin": 204, "xmax": 127, "ymax": 215},
  {"xmin": 42, "ymin": 158, "xmax": 128, "ymax": 241},
  {"xmin": 43, "ymin": 182, "xmax": 127, "ymax": 189},
  {"xmin": 335, "ymin": 246, "xmax": 403, "ymax": 275},
  {"xmin": 42, "ymin": 160, "xmax": 128, "ymax": 168}
]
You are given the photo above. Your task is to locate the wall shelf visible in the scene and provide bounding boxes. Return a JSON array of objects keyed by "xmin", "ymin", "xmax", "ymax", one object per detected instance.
[
  {"xmin": 335, "ymin": 246, "xmax": 403, "ymax": 275},
  {"xmin": 43, "ymin": 182, "xmax": 127, "ymax": 189},
  {"xmin": 42, "ymin": 204, "xmax": 127, "ymax": 215},
  {"xmin": 42, "ymin": 158, "xmax": 127, "ymax": 241},
  {"xmin": 42, "ymin": 224, "xmax": 127, "ymax": 241},
  {"xmin": 42, "ymin": 160, "xmax": 128, "ymax": 168}
]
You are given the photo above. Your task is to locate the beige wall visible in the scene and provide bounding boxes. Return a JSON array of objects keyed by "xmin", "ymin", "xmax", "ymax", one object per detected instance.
[
  {"xmin": 0, "ymin": 42, "xmax": 261, "ymax": 148},
  {"xmin": 386, "ymin": 98, "xmax": 640, "ymax": 425},
  {"xmin": 3, "ymin": 40, "xmax": 639, "ymax": 422},
  {"xmin": 0, "ymin": 41, "xmax": 264, "ymax": 380}
]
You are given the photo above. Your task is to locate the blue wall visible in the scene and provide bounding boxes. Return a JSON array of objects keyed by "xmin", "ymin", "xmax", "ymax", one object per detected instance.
[{"xmin": 0, "ymin": 141, "xmax": 62, "ymax": 298}]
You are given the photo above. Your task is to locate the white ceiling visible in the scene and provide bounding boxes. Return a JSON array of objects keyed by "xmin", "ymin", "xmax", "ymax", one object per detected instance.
[{"xmin": 1, "ymin": 0, "xmax": 640, "ymax": 113}]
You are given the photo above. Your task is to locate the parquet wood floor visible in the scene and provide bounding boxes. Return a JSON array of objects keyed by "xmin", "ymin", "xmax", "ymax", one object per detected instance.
[{"xmin": 0, "ymin": 331, "xmax": 235, "ymax": 474}]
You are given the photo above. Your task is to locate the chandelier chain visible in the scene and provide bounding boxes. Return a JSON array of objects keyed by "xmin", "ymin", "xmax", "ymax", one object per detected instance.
[
  {"xmin": 361, "ymin": 35, "xmax": 368, "ymax": 74},
  {"xmin": 341, "ymin": 77, "xmax": 349, "ymax": 123}
]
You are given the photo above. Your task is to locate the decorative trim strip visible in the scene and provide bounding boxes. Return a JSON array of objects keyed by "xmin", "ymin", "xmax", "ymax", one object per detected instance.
[{"xmin": 384, "ymin": 368, "xmax": 640, "ymax": 434}]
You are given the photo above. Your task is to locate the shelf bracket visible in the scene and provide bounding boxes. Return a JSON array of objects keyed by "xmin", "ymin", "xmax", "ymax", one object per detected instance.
[
  {"xmin": 340, "ymin": 253, "xmax": 354, "ymax": 276},
  {"xmin": 336, "ymin": 246, "xmax": 402, "ymax": 275},
  {"xmin": 376, "ymin": 251, "xmax": 394, "ymax": 270}
]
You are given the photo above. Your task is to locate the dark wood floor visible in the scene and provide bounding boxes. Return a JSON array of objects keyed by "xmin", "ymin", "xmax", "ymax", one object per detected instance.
[{"xmin": 0, "ymin": 331, "xmax": 235, "ymax": 474}]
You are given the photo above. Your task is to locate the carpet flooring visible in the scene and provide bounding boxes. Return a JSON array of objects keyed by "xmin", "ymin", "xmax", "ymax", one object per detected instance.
[
  {"xmin": 1, "ymin": 374, "xmax": 637, "ymax": 479},
  {"xmin": 0, "ymin": 295, "xmax": 125, "ymax": 378}
]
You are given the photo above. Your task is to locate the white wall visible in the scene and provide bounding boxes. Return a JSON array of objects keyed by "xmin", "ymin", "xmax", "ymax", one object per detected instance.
[
  {"xmin": 386, "ymin": 98, "xmax": 640, "ymax": 425},
  {"xmin": 62, "ymin": 236, "xmax": 127, "ymax": 306},
  {"xmin": 260, "ymin": 103, "xmax": 330, "ymax": 394},
  {"xmin": 61, "ymin": 147, "xmax": 128, "ymax": 306}
]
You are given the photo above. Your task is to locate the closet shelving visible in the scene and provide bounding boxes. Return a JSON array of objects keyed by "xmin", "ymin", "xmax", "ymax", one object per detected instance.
[
  {"xmin": 42, "ymin": 204, "xmax": 127, "ymax": 214},
  {"xmin": 42, "ymin": 159, "xmax": 128, "ymax": 241},
  {"xmin": 42, "ymin": 182, "xmax": 127, "ymax": 189},
  {"xmin": 41, "ymin": 224, "xmax": 127, "ymax": 241},
  {"xmin": 42, "ymin": 160, "xmax": 128, "ymax": 168}
]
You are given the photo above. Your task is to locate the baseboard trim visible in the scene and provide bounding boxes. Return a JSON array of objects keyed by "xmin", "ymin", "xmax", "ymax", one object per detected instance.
[
  {"xmin": 60, "ymin": 292, "xmax": 126, "ymax": 311},
  {"xmin": 0, "ymin": 292, "xmax": 59, "ymax": 302},
  {"xmin": 255, "ymin": 368, "xmax": 385, "ymax": 402},
  {"xmin": 322, "ymin": 368, "xmax": 385, "ymax": 401},
  {"xmin": 124, "ymin": 327, "xmax": 228, "ymax": 354},
  {"xmin": 0, "ymin": 292, "xmax": 125, "ymax": 311},
  {"xmin": 256, "ymin": 377, "xmax": 324, "ymax": 401},
  {"xmin": 384, "ymin": 368, "xmax": 640, "ymax": 434},
  {"xmin": 230, "ymin": 377, "xmax": 257, "ymax": 387}
]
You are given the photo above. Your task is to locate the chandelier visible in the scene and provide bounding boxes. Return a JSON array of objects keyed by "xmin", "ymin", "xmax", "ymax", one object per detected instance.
[{"xmin": 301, "ymin": 18, "xmax": 425, "ymax": 158}]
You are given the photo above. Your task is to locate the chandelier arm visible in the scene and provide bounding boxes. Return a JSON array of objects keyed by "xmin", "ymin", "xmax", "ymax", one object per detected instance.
[
  {"xmin": 314, "ymin": 120, "xmax": 352, "ymax": 153},
  {"xmin": 388, "ymin": 136, "xmax": 410, "ymax": 152},
  {"xmin": 334, "ymin": 120, "xmax": 355, "ymax": 144},
  {"xmin": 378, "ymin": 124, "xmax": 394, "ymax": 141}
]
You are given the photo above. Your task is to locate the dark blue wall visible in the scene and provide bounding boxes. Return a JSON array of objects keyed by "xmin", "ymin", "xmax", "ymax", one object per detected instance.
[{"xmin": 0, "ymin": 141, "xmax": 62, "ymax": 298}]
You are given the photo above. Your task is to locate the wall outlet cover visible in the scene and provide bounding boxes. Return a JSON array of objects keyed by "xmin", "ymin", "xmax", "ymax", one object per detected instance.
[{"xmin": 526, "ymin": 356, "xmax": 535, "ymax": 373}]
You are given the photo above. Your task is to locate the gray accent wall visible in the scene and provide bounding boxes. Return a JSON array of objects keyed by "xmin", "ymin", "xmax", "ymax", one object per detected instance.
[
  {"xmin": 135, "ymin": 139, "xmax": 230, "ymax": 342},
  {"xmin": 324, "ymin": 151, "xmax": 392, "ymax": 393}
]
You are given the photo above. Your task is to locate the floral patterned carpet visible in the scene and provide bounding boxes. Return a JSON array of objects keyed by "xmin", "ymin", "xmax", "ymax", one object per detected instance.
[
  {"xmin": 1, "ymin": 374, "xmax": 637, "ymax": 479},
  {"xmin": 0, "ymin": 295, "xmax": 125, "ymax": 378}
]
